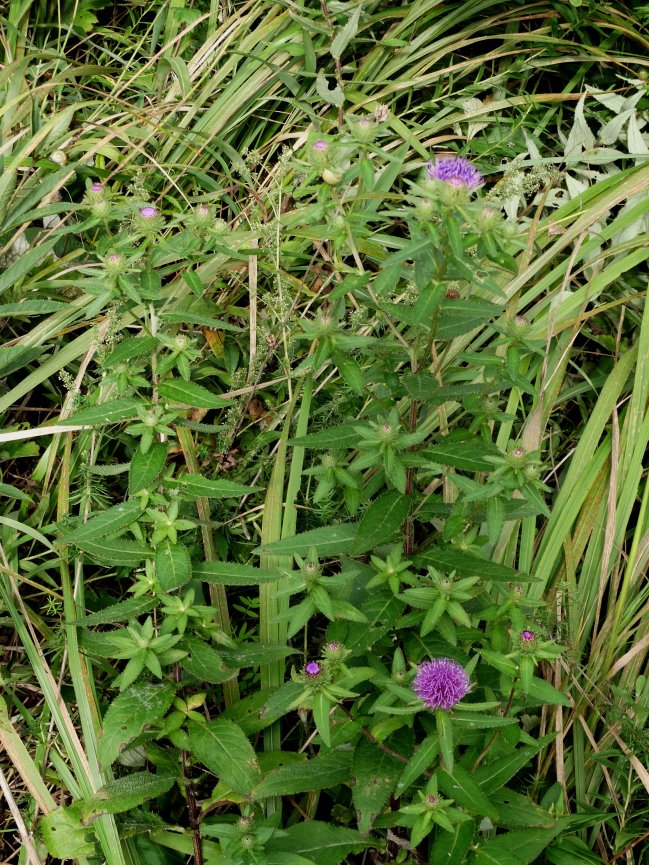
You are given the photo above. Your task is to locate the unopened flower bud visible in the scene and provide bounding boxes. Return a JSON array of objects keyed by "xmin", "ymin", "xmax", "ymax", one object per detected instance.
[{"xmin": 321, "ymin": 167, "xmax": 343, "ymax": 186}]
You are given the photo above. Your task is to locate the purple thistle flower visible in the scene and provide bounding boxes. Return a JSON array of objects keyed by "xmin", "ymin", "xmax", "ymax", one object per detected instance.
[
  {"xmin": 521, "ymin": 630, "xmax": 535, "ymax": 643},
  {"xmin": 312, "ymin": 139, "xmax": 328, "ymax": 152},
  {"xmin": 90, "ymin": 182, "xmax": 104, "ymax": 193},
  {"xmin": 426, "ymin": 156, "xmax": 483, "ymax": 190},
  {"xmin": 305, "ymin": 661, "xmax": 321, "ymax": 677},
  {"xmin": 140, "ymin": 206, "xmax": 158, "ymax": 218},
  {"xmin": 327, "ymin": 642, "xmax": 340, "ymax": 651},
  {"xmin": 413, "ymin": 658, "xmax": 470, "ymax": 710}
]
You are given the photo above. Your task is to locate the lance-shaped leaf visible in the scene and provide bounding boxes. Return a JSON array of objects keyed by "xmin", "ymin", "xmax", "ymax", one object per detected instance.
[{"xmin": 188, "ymin": 719, "xmax": 261, "ymax": 795}]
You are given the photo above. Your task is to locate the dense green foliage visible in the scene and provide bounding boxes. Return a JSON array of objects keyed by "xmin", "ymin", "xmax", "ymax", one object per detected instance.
[{"xmin": 1, "ymin": 1, "xmax": 649, "ymax": 864}]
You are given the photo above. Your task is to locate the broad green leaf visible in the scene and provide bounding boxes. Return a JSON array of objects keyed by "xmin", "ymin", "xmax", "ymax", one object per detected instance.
[
  {"xmin": 73, "ymin": 596, "xmax": 157, "ymax": 627},
  {"xmin": 351, "ymin": 491, "xmax": 411, "ymax": 555},
  {"xmin": 291, "ymin": 423, "xmax": 363, "ymax": 450},
  {"xmin": 352, "ymin": 737, "xmax": 402, "ymax": 834},
  {"xmin": 436, "ymin": 298, "xmax": 501, "ymax": 339},
  {"xmin": 414, "ymin": 547, "xmax": 530, "ymax": 582},
  {"xmin": 160, "ymin": 310, "xmax": 244, "ymax": 332},
  {"xmin": 73, "ymin": 536, "xmax": 154, "ymax": 566},
  {"xmin": 428, "ymin": 821, "xmax": 475, "ymax": 865},
  {"xmin": 0, "ymin": 300, "xmax": 68, "ymax": 315},
  {"xmin": 451, "ymin": 711, "xmax": 518, "ymax": 729},
  {"xmin": 253, "ymin": 748, "xmax": 353, "ymax": 799},
  {"xmin": 254, "ymin": 523, "xmax": 357, "ymax": 558},
  {"xmin": 0, "ymin": 346, "xmax": 44, "ymax": 376},
  {"xmin": 63, "ymin": 500, "xmax": 142, "ymax": 545},
  {"xmin": 0, "ymin": 236, "xmax": 59, "ymax": 298},
  {"xmin": 438, "ymin": 766, "xmax": 499, "ymax": 819},
  {"xmin": 81, "ymin": 772, "xmax": 175, "ymax": 821},
  {"xmin": 266, "ymin": 821, "xmax": 368, "ymax": 865},
  {"xmin": 222, "ymin": 682, "xmax": 304, "ymax": 734},
  {"xmin": 521, "ymin": 676, "xmax": 570, "ymax": 707},
  {"xmin": 158, "ymin": 379, "xmax": 232, "ymax": 408},
  {"xmin": 330, "ymin": 4, "xmax": 362, "ymax": 58},
  {"xmin": 98, "ymin": 682, "xmax": 176, "ymax": 768},
  {"xmin": 470, "ymin": 827, "xmax": 562, "ymax": 865},
  {"xmin": 156, "ymin": 542, "xmax": 192, "ymax": 591},
  {"xmin": 425, "ymin": 441, "xmax": 500, "ymax": 473},
  {"xmin": 194, "ymin": 560, "xmax": 280, "ymax": 586},
  {"xmin": 218, "ymin": 643, "xmax": 298, "ymax": 668},
  {"xmin": 39, "ymin": 804, "xmax": 95, "ymax": 858},
  {"xmin": 181, "ymin": 636, "xmax": 239, "ymax": 685},
  {"xmin": 103, "ymin": 337, "xmax": 157, "ymax": 367},
  {"xmin": 188, "ymin": 718, "xmax": 261, "ymax": 795},
  {"xmin": 395, "ymin": 735, "xmax": 438, "ymax": 795},
  {"xmin": 172, "ymin": 473, "xmax": 253, "ymax": 498},
  {"xmin": 64, "ymin": 398, "xmax": 141, "ymax": 426},
  {"xmin": 474, "ymin": 736, "xmax": 555, "ymax": 793},
  {"xmin": 490, "ymin": 788, "xmax": 556, "ymax": 829},
  {"xmin": 129, "ymin": 443, "xmax": 168, "ymax": 494}
]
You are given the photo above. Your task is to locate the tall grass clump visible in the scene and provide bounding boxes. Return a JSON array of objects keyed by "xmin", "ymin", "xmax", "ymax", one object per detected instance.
[{"xmin": 1, "ymin": 1, "xmax": 649, "ymax": 864}]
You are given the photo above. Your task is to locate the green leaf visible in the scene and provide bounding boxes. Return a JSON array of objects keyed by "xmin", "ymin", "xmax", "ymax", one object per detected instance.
[
  {"xmin": 414, "ymin": 547, "xmax": 530, "ymax": 582},
  {"xmin": 188, "ymin": 718, "xmax": 261, "ymax": 795},
  {"xmin": 103, "ymin": 337, "xmax": 157, "ymax": 368},
  {"xmin": 0, "ymin": 481, "xmax": 32, "ymax": 503},
  {"xmin": 352, "ymin": 737, "xmax": 402, "ymax": 834},
  {"xmin": 194, "ymin": 560, "xmax": 281, "ymax": 586},
  {"xmin": 428, "ymin": 821, "xmax": 475, "ymax": 865},
  {"xmin": 181, "ymin": 636, "xmax": 239, "ymax": 685},
  {"xmin": 158, "ymin": 379, "xmax": 232, "ymax": 408},
  {"xmin": 490, "ymin": 788, "xmax": 556, "ymax": 829},
  {"xmin": 436, "ymin": 298, "xmax": 501, "ymax": 339},
  {"xmin": 0, "ymin": 236, "xmax": 59, "ymax": 298},
  {"xmin": 73, "ymin": 537, "xmax": 154, "ymax": 566},
  {"xmin": 81, "ymin": 772, "xmax": 175, "ymax": 821},
  {"xmin": 266, "ymin": 821, "xmax": 368, "ymax": 865},
  {"xmin": 129, "ymin": 443, "xmax": 168, "ymax": 494},
  {"xmin": 160, "ymin": 310, "xmax": 244, "ymax": 332},
  {"xmin": 330, "ymin": 4, "xmax": 362, "ymax": 58},
  {"xmin": 222, "ymin": 683, "xmax": 303, "ymax": 734},
  {"xmin": 474, "ymin": 737, "xmax": 555, "ymax": 793},
  {"xmin": 218, "ymin": 643, "xmax": 298, "ymax": 668},
  {"xmin": 73, "ymin": 596, "xmax": 157, "ymax": 627},
  {"xmin": 312, "ymin": 691, "xmax": 332, "ymax": 747},
  {"xmin": 156, "ymin": 542, "xmax": 192, "ymax": 591},
  {"xmin": 253, "ymin": 748, "xmax": 353, "ymax": 799},
  {"xmin": 65, "ymin": 398, "xmax": 141, "ymax": 426},
  {"xmin": 62, "ymin": 500, "xmax": 142, "ymax": 545},
  {"xmin": 0, "ymin": 346, "xmax": 44, "ymax": 376},
  {"xmin": 39, "ymin": 804, "xmax": 96, "ymax": 859},
  {"xmin": 172, "ymin": 473, "xmax": 254, "ymax": 498},
  {"xmin": 0, "ymin": 300, "xmax": 68, "ymax": 315},
  {"xmin": 254, "ymin": 523, "xmax": 357, "ymax": 558},
  {"xmin": 316, "ymin": 71, "xmax": 344, "ymax": 107},
  {"xmin": 470, "ymin": 827, "xmax": 563, "ymax": 865},
  {"xmin": 98, "ymin": 681, "xmax": 176, "ymax": 768},
  {"xmin": 450, "ymin": 711, "xmax": 519, "ymax": 729},
  {"xmin": 395, "ymin": 735, "xmax": 438, "ymax": 795},
  {"xmin": 351, "ymin": 491, "xmax": 411, "ymax": 555},
  {"xmin": 425, "ymin": 441, "xmax": 500, "ymax": 472},
  {"xmin": 291, "ymin": 423, "xmax": 362, "ymax": 449},
  {"xmin": 438, "ymin": 766, "xmax": 499, "ymax": 820},
  {"xmin": 522, "ymin": 677, "xmax": 571, "ymax": 707}
]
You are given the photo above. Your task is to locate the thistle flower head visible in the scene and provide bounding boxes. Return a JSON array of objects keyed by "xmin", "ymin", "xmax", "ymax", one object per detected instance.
[
  {"xmin": 90, "ymin": 182, "xmax": 104, "ymax": 193},
  {"xmin": 312, "ymin": 139, "xmax": 328, "ymax": 152},
  {"xmin": 426, "ymin": 156, "xmax": 483, "ymax": 190},
  {"xmin": 140, "ymin": 206, "xmax": 158, "ymax": 219},
  {"xmin": 521, "ymin": 629, "xmax": 536, "ymax": 643},
  {"xmin": 305, "ymin": 661, "xmax": 321, "ymax": 677},
  {"xmin": 413, "ymin": 658, "xmax": 470, "ymax": 710}
]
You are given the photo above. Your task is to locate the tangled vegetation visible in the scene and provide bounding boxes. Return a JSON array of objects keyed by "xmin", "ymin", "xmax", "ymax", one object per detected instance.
[{"xmin": 1, "ymin": 1, "xmax": 648, "ymax": 864}]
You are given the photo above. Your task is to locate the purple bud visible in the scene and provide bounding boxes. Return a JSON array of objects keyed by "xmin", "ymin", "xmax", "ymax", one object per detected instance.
[
  {"xmin": 312, "ymin": 140, "xmax": 328, "ymax": 152},
  {"xmin": 427, "ymin": 794, "xmax": 438, "ymax": 805},
  {"xmin": 108, "ymin": 253, "xmax": 122, "ymax": 263},
  {"xmin": 521, "ymin": 630, "xmax": 535, "ymax": 642},
  {"xmin": 140, "ymin": 206, "xmax": 158, "ymax": 219},
  {"xmin": 327, "ymin": 642, "xmax": 340, "ymax": 651},
  {"xmin": 305, "ymin": 661, "xmax": 321, "ymax": 677},
  {"xmin": 196, "ymin": 204, "xmax": 211, "ymax": 217},
  {"xmin": 91, "ymin": 182, "xmax": 104, "ymax": 193}
]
